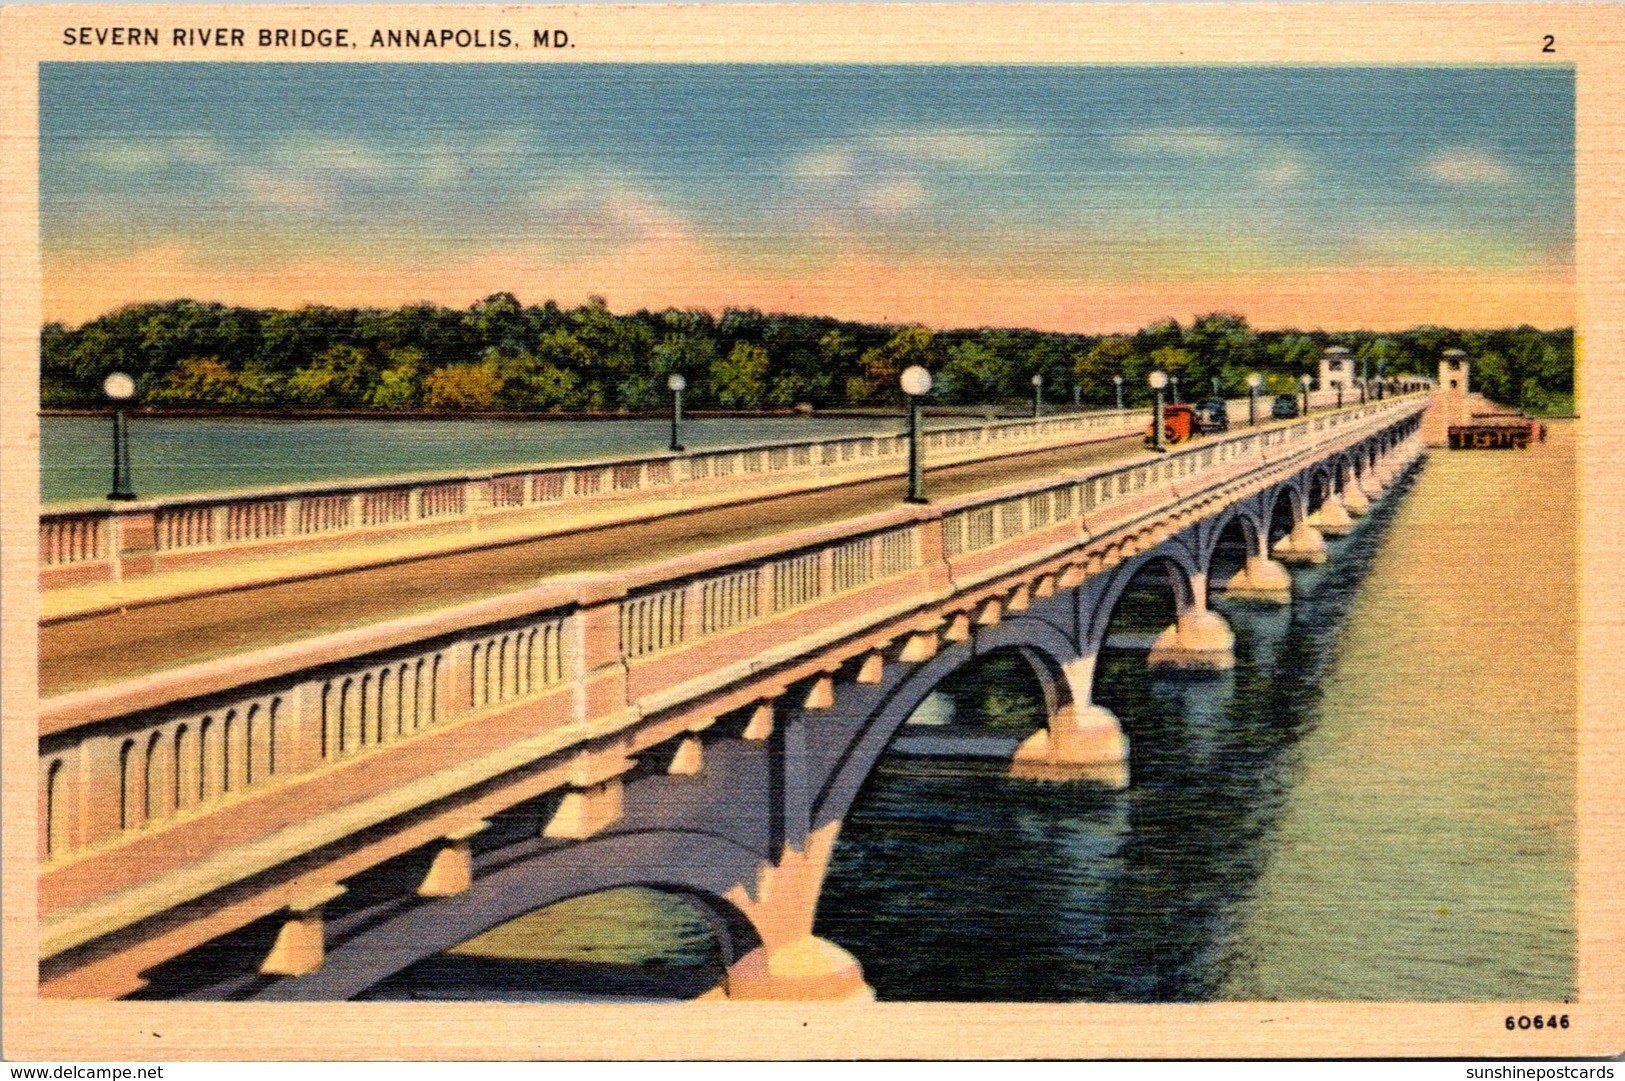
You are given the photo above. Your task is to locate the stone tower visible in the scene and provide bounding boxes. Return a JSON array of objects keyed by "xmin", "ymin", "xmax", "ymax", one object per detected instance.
[
  {"xmin": 1439, "ymin": 348, "xmax": 1469, "ymax": 394},
  {"xmin": 1320, "ymin": 346, "xmax": 1351, "ymax": 392}
]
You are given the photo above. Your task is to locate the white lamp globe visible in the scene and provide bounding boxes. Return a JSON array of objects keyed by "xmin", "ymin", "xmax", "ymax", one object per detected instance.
[
  {"xmin": 900, "ymin": 365, "xmax": 933, "ymax": 397},
  {"xmin": 667, "ymin": 373, "xmax": 687, "ymax": 393},
  {"xmin": 1031, "ymin": 374, "xmax": 1043, "ymax": 387},
  {"xmin": 1300, "ymin": 374, "xmax": 1313, "ymax": 388},
  {"xmin": 1148, "ymin": 370, "xmax": 1168, "ymax": 390},
  {"xmin": 103, "ymin": 372, "xmax": 136, "ymax": 401},
  {"xmin": 1247, "ymin": 372, "xmax": 1263, "ymax": 389},
  {"xmin": 1113, "ymin": 374, "xmax": 1123, "ymax": 385}
]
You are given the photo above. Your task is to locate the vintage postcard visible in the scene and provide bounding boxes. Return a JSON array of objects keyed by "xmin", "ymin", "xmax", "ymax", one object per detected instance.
[{"xmin": 1, "ymin": 2, "xmax": 1621, "ymax": 1061}]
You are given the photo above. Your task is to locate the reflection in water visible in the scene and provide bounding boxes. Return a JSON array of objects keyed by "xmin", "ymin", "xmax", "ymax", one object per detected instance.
[{"xmin": 377, "ymin": 427, "xmax": 1574, "ymax": 1002}]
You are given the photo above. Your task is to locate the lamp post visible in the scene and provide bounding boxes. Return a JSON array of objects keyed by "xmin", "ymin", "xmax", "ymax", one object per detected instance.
[
  {"xmin": 901, "ymin": 365, "xmax": 932, "ymax": 504},
  {"xmin": 1113, "ymin": 374, "xmax": 1124, "ymax": 411},
  {"xmin": 1148, "ymin": 370, "xmax": 1169, "ymax": 452},
  {"xmin": 1073, "ymin": 381, "xmax": 1081, "ymax": 409},
  {"xmin": 1170, "ymin": 375, "xmax": 1180, "ymax": 405},
  {"xmin": 1031, "ymin": 373, "xmax": 1043, "ymax": 419},
  {"xmin": 1336, "ymin": 384, "xmax": 1344, "ymax": 409},
  {"xmin": 1246, "ymin": 372, "xmax": 1262, "ymax": 426},
  {"xmin": 1300, "ymin": 373, "xmax": 1313, "ymax": 417},
  {"xmin": 1211, "ymin": 376, "xmax": 1221, "ymax": 399},
  {"xmin": 103, "ymin": 371, "xmax": 137, "ymax": 501},
  {"xmin": 1376, "ymin": 358, "xmax": 1386, "ymax": 400},
  {"xmin": 667, "ymin": 373, "xmax": 687, "ymax": 452}
]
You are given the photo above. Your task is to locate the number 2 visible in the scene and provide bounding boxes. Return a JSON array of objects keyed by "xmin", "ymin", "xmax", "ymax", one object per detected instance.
[{"xmin": 1542, "ymin": 34, "xmax": 1556, "ymax": 52}]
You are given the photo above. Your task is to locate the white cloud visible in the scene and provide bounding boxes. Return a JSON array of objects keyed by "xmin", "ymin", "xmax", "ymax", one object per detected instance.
[
  {"xmin": 1423, "ymin": 149, "xmax": 1515, "ymax": 186},
  {"xmin": 268, "ymin": 134, "xmax": 389, "ymax": 178},
  {"xmin": 535, "ymin": 176, "xmax": 691, "ymax": 244},
  {"xmin": 1113, "ymin": 127, "xmax": 1243, "ymax": 158},
  {"xmin": 1259, "ymin": 154, "xmax": 1306, "ymax": 191},
  {"xmin": 236, "ymin": 170, "xmax": 332, "ymax": 210},
  {"xmin": 77, "ymin": 137, "xmax": 220, "ymax": 172},
  {"xmin": 859, "ymin": 177, "xmax": 927, "ymax": 215},
  {"xmin": 792, "ymin": 146, "xmax": 858, "ymax": 180},
  {"xmin": 868, "ymin": 128, "xmax": 1033, "ymax": 171}
]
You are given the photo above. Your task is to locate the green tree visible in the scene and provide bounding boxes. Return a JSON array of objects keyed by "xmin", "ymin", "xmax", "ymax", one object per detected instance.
[
  {"xmin": 710, "ymin": 342, "xmax": 771, "ymax": 407},
  {"xmin": 421, "ymin": 363, "xmax": 503, "ymax": 410}
]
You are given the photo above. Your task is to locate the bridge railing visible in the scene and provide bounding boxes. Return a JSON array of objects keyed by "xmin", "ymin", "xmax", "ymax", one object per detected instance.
[
  {"xmin": 35, "ymin": 393, "xmax": 1429, "ymax": 947},
  {"xmin": 38, "ymin": 407, "xmax": 1141, "ymax": 590}
]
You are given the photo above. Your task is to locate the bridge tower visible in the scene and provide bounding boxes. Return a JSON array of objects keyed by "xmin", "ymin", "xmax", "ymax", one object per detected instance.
[
  {"xmin": 1439, "ymin": 348, "xmax": 1469, "ymax": 394},
  {"xmin": 1320, "ymin": 346, "xmax": 1352, "ymax": 393}
]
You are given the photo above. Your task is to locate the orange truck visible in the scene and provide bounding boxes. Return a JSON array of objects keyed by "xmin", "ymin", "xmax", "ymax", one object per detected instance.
[{"xmin": 1144, "ymin": 403, "xmax": 1197, "ymax": 447}]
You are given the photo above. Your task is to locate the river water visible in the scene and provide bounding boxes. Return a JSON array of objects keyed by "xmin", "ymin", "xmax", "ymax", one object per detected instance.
[
  {"xmin": 215, "ymin": 421, "xmax": 1572, "ymax": 1003},
  {"xmin": 40, "ymin": 414, "xmax": 964, "ymax": 505}
]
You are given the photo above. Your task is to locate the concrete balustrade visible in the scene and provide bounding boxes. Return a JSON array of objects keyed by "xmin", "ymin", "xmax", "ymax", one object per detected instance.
[
  {"xmin": 35, "ymin": 394, "xmax": 1428, "ymax": 996},
  {"xmin": 39, "ymin": 407, "xmax": 1144, "ymax": 590}
]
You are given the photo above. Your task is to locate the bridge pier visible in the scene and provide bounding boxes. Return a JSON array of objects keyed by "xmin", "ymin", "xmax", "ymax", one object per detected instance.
[
  {"xmin": 717, "ymin": 821, "xmax": 875, "ymax": 1001},
  {"xmin": 1341, "ymin": 479, "xmax": 1371, "ymax": 516},
  {"xmin": 1011, "ymin": 654, "xmax": 1129, "ymax": 787},
  {"xmin": 1308, "ymin": 492, "xmax": 1355, "ymax": 537},
  {"xmin": 1147, "ymin": 574, "xmax": 1236, "ymax": 672},
  {"xmin": 1273, "ymin": 519, "xmax": 1328, "ymax": 565}
]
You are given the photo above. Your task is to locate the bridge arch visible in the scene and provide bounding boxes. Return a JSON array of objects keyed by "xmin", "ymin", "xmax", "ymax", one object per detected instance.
[
  {"xmin": 251, "ymin": 829, "xmax": 768, "ymax": 1002},
  {"xmin": 814, "ymin": 614, "xmax": 1084, "ymax": 829}
]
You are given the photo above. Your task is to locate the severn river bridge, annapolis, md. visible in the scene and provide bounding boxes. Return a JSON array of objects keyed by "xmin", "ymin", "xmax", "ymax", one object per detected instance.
[{"xmin": 33, "ymin": 363, "xmax": 1441, "ymax": 1001}]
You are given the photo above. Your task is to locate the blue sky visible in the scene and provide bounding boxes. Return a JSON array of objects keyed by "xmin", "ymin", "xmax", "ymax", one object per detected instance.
[{"xmin": 40, "ymin": 63, "xmax": 1575, "ymax": 329}]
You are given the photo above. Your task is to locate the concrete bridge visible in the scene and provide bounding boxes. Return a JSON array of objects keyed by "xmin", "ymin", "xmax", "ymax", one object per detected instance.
[{"xmin": 35, "ymin": 392, "xmax": 1429, "ymax": 1000}]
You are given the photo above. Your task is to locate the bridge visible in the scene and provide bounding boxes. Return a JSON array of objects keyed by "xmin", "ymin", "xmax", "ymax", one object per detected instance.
[{"xmin": 34, "ymin": 389, "xmax": 1430, "ymax": 1001}]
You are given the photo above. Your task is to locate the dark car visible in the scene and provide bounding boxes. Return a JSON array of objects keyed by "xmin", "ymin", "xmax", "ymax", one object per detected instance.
[
  {"xmin": 1197, "ymin": 398, "xmax": 1229, "ymax": 433},
  {"xmin": 1271, "ymin": 394, "xmax": 1300, "ymax": 420}
]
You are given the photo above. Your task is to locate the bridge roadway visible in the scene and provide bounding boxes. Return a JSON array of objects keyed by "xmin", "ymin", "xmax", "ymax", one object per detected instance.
[{"xmin": 40, "ymin": 432, "xmax": 1143, "ymax": 696}]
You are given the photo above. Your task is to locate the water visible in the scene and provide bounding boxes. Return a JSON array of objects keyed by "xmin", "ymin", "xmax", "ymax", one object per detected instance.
[
  {"xmin": 359, "ymin": 425, "xmax": 1578, "ymax": 1002},
  {"xmin": 40, "ymin": 414, "xmax": 946, "ymax": 505},
  {"xmin": 816, "ymin": 424, "xmax": 1575, "ymax": 1001}
]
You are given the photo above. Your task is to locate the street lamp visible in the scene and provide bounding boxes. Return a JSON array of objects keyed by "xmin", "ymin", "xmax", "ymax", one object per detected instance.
[
  {"xmin": 1073, "ymin": 381, "xmax": 1081, "ymax": 409},
  {"xmin": 1336, "ymin": 383, "xmax": 1344, "ymax": 409},
  {"xmin": 1211, "ymin": 376, "xmax": 1221, "ymax": 399},
  {"xmin": 1170, "ymin": 375, "xmax": 1180, "ymax": 405},
  {"xmin": 1148, "ymin": 370, "xmax": 1169, "ymax": 452},
  {"xmin": 901, "ymin": 365, "xmax": 932, "ymax": 504},
  {"xmin": 1246, "ymin": 372, "xmax": 1262, "ymax": 427},
  {"xmin": 1113, "ymin": 374, "xmax": 1124, "ymax": 411},
  {"xmin": 667, "ymin": 373, "xmax": 687, "ymax": 452},
  {"xmin": 1031, "ymin": 373, "xmax": 1043, "ymax": 419},
  {"xmin": 1300, "ymin": 373, "xmax": 1313, "ymax": 417},
  {"xmin": 103, "ymin": 371, "xmax": 137, "ymax": 501}
]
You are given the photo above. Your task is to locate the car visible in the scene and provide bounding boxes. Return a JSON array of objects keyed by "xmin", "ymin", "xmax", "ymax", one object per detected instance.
[
  {"xmin": 1198, "ymin": 398, "xmax": 1229, "ymax": 433},
  {"xmin": 1145, "ymin": 402, "xmax": 1196, "ymax": 446},
  {"xmin": 1271, "ymin": 394, "xmax": 1300, "ymax": 420}
]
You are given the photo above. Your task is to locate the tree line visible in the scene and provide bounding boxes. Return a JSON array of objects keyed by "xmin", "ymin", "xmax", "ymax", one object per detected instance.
[{"xmin": 40, "ymin": 294, "xmax": 1576, "ymax": 415}]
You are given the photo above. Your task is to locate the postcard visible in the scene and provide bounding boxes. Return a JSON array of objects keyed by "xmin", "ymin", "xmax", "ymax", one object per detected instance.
[{"xmin": 1, "ymin": 2, "xmax": 1621, "ymax": 1061}]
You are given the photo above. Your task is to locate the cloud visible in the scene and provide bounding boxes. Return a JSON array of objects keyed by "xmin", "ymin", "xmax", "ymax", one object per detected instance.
[
  {"xmin": 77, "ymin": 137, "xmax": 220, "ymax": 172},
  {"xmin": 1259, "ymin": 155, "xmax": 1306, "ymax": 191},
  {"xmin": 791, "ymin": 146, "xmax": 858, "ymax": 180},
  {"xmin": 1423, "ymin": 149, "xmax": 1515, "ymax": 186},
  {"xmin": 1113, "ymin": 127, "xmax": 1243, "ymax": 158},
  {"xmin": 535, "ymin": 177, "xmax": 692, "ymax": 246},
  {"xmin": 868, "ymin": 128, "xmax": 1034, "ymax": 171},
  {"xmin": 268, "ymin": 134, "xmax": 389, "ymax": 178},
  {"xmin": 859, "ymin": 177, "xmax": 927, "ymax": 215},
  {"xmin": 235, "ymin": 170, "xmax": 333, "ymax": 210}
]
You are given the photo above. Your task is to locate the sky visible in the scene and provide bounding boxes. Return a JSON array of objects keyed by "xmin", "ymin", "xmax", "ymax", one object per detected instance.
[{"xmin": 40, "ymin": 63, "xmax": 1575, "ymax": 332}]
